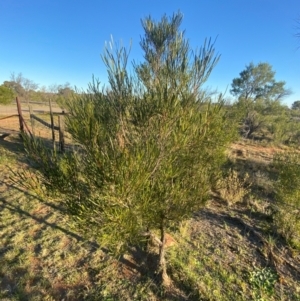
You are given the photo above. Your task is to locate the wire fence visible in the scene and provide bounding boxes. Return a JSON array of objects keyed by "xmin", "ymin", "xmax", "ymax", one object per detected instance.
[{"xmin": 0, "ymin": 99, "xmax": 78, "ymax": 152}]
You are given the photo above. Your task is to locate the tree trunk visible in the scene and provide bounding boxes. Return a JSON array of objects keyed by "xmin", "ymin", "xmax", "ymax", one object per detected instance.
[{"xmin": 158, "ymin": 223, "xmax": 171, "ymax": 287}]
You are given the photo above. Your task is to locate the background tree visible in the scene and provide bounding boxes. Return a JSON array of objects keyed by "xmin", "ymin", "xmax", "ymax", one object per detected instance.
[
  {"xmin": 3, "ymin": 80, "xmax": 25, "ymax": 99},
  {"xmin": 4, "ymin": 72, "xmax": 39, "ymax": 102},
  {"xmin": 23, "ymin": 12, "xmax": 236, "ymax": 287},
  {"xmin": 292, "ymin": 100, "xmax": 300, "ymax": 110},
  {"xmin": 2, "ymin": 75, "xmax": 75, "ymax": 104},
  {"xmin": 46, "ymin": 82, "xmax": 75, "ymax": 105},
  {"xmin": 230, "ymin": 62, "xmax": 290, "ymax": 139},
  {"xmin": 0, "ymin": 84, "xmax": 14, "ymax": 104},
  {"xmin": 230, "ymin": 62, "xmax": 289, "ymax": 101}
]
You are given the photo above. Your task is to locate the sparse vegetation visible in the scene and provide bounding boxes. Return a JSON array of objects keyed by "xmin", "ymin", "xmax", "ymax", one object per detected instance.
[{"xmin": 216, "ymin": 169, "xmax": 251, "ymax": 206}]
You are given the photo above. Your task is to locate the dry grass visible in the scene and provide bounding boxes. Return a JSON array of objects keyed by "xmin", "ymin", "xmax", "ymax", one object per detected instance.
[
  {"xmin": 0, "ymin": 108, "xmax": 75, "ymax": 152},
  {"xmin": 216, "ymin": 169, "xmax": 251, "ymax": 205}
]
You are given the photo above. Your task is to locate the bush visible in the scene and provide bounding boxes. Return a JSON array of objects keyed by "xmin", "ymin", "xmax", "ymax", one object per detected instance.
[
  {"xmin": 21, "ymin": 12, "xmax": 237, "ymax": 287},
  {"xmin": 273, "ymin": 209, "xmax": 300, "ymax": 249},
  {"xmin": 0, "ymin": 84, "xmax": 14, "ymax": 105},
  {"xmin": 216, "ymin": 169, "xmax": 250, "ymax": 205},
  {"xmin": 273, "ymin": 151, "xmax": 300, "ymax": 249}
]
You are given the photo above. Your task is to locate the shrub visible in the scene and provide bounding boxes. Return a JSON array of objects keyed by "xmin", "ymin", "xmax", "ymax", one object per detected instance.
[
  {"xmin": 273, "ymin": 151, "xmax": 300, "ymax": 249},
  {"xmin": 22, "ymin": 12, "xmax": 236, "ymax": 287},
  {"xmin": 216, "ymin": 169, "xmax": 250, "ymax": 205},
  {"xmin": 0, "ymin": 84, "xmax": 14, "ymax": 105}
]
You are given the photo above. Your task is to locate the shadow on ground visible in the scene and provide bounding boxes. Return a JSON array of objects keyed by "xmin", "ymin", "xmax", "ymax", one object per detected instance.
[{"xmin": 0, "ymin": 134, "xmax": 25, "ymax": 156}]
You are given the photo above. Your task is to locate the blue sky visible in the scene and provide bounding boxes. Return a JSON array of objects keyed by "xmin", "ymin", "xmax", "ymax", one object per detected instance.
[{"xmin": 1, "ymin": 0, "xmax": 299, "ymax": 106}]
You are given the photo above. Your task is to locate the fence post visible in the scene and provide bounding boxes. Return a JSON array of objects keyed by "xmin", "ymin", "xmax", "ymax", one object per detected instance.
[
  {"xmin": 58, "ymin": 114, "xmax": 65, "ymax": 153},
  {"xmin": 49, "ymin": 99, "xmax": 56, "ymax": 151},
  {"xmin": 16, "ymin": 97, "xmax": 24, "ymax": 134},
  {"xmin": 29, "ymin": 105, "xmax": 35, "ymax": 136}
]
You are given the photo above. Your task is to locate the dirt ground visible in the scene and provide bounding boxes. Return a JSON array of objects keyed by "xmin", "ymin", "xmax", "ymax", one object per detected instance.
[
  {"xmin": 0, "ymin": 104, "xmax": 72, "ymax": 147},
  {"xmin": 0, "ymin": 102, "xmax": 63, "ymax": 116}
]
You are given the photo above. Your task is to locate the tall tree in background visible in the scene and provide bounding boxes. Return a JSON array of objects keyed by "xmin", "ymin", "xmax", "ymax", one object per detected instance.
[
  {"xmin": 23, "ymin": 12, "xmax": 236, "ymax": 287},
  {"xmin": 3, "ymin": 81, "xmax": 25, "ymax": 99},
  {"xmin": 48, "ymin": 82, "xmax": 75, "ymax": 105},
  {"xmin": 291, "ymin": 100, "xmax": 300, "ymax": 110},
  {"xmin": 230, "ymin": 62, "xmax": 289, "ymax": 101},
  {"xmin": 2, "ymin": 74, "xmax": 74, "ymax": 103},
  {"xmin": 4, "ymin": 72, "xmax": 39, "ymax": 102},
  {"xmin": 230, "ymin": 62, "xmax": 290, "ymax": 139}
]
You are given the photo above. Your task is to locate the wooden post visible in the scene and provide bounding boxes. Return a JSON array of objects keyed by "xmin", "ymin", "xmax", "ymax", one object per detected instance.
[
  {"xmin": 29, "ymin": 105, "xmax": 35, "ymax": 136},
  {"xmin": 49, "ymin": 99, "xmax": 56, "ymax": 151},
  {"xmin": 16, "ymin": 97, "xmax": 24, "ymax": 133},
  {"xmin": 58, "ymin": 114, "xmax": 65, "ymax": 153}
]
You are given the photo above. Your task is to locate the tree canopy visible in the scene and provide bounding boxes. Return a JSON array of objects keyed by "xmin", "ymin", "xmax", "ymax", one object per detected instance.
[
  {"xmin": 230, "ymin": 62, "xmax": 290, "ymax": 101},
  {"xmin": 0, "ymin": 84, "xmax": 14, "ymax": 105},
  {"xmin": 292, "ymin": 100, "xmax": 300, "ymax": 110},
  {"xmin": 1, "ymin": 74, "xmax": 75, "ymax": 104},
  {"xmin": 23, "ymin": 12, "xmax": 236, "ymax": 287},
  {"xmin": 230, "ymin": 62, "xmax": 291, "ymax": 139}
]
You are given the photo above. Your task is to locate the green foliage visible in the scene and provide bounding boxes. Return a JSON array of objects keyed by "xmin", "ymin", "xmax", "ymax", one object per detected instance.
[
  {"xmin": 4, "ymin": 72, "xmax": 39, "ymax": 102},
  {"xmin": 231, "ymin": 97, "xmax": 265, "ymax": 138},
  {"xmin": 55, "ymin": 84, "xmax": 75, "ymax": 106},
  {"xmin": 22, "ymin": 12, "xmax": 236, "ymax": 285},
  {"xmin": 230, "ymin": 62, "xmax": 289, "ymax": 101},
  {"xmin": 136, "ymin": 13, "xmax": 220, "ymax": 95},
  {"xmin": 2, "ymin": 73, "xmax": 75, "ymax": 103},
  {"xmin": 273, "ymin": 151, "xmax": 300, "ymax": 249},
  {"xmin": 0, "ymin": 84, "xmax": 14, "ymax": 104},
  {"xmin": 291, "ymin": 100, "xmax": 300, "ymax": 110},
  {"xmin": 249, "ymin": 267, "xmax": 278, "ymax": 301},
  {"xmin": 267, "ymin": 113, "xmax": 300, "ymax": 145},
  {"xmin": 230, "ymin": 63, "xmax": 291, "ymax": 141},
  {"xmin": 3, "ymin": 80, "xmax": 25, "ymax": 98}
]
